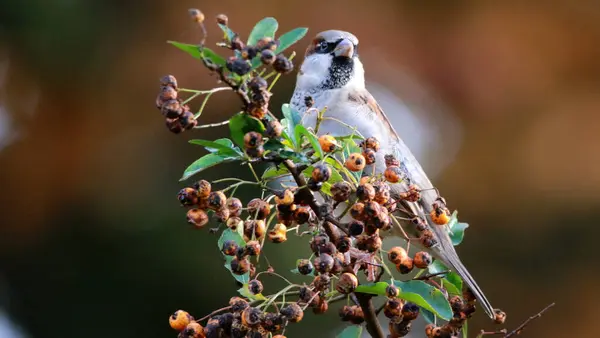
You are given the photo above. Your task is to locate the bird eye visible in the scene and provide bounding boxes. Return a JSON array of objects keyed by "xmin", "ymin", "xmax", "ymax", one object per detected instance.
[{"xmin": 316, "ymin": 41, "xmax": 329, "ymax": 53}]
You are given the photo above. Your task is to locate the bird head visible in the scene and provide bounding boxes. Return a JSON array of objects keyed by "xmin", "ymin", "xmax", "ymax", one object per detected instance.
[{"xmin": 295, "ymin": 30, "xmax": 365, "ymax": 92}]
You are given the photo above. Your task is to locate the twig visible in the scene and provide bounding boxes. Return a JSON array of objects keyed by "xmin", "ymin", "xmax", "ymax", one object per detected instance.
[
  {"xmin": 196, "ymin": 306, "xmax": 232, "ymax": 323},
  {"xmin": 413, "ymin": 270, "xmax": 450, "ymax": 280},
  {"xmin": 477, "ymin": 330, "xmax": 507, "ymax": 338},
  {"xmin": 355, "ymin": 293, "xmax": 385, "ymax": 338},
  {"xmin": 503, "ymin": 303, "xmax": 555, "ymax": 338}
]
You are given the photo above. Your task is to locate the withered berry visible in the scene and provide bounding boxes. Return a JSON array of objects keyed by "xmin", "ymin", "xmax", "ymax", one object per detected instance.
[
  {"xmin": 356, "ymin": 183, "xmax": 375, "ymax": 201},
  {"xmin": 241, "ymin": 307, "xmax": 263, "ymax": 328},
  {"xmin": 350, "ymin": 202, "xmax": 366, "ymax": 220},
  {"xmin": 178, "ymin": 187, "xmax": 199, "ymax": 206},
  {"xmin": 193, "ymin": 180, "xmax": 211, "ymax": 198},
  {"xmin": 386, "ymin": 284, "xmax": 400, "ymax": 298},
  {"xmin": 412, "ymin": 217, "xmax": 428, "ymax": 232},
  {"xmin": 244, "ymin": 240, "xmax": 262, "ymax": 256},
  {"xmin": 274, "ymin": 189, "xmax": 294, "ymax": 205},
  {"xmin": 272, "ymin": 54, "xmax": 293, "ymax": 74},
  {"xmin": 227, "ymin": 197, "xmax": 243, "ymax": 217},
  {"xmin": 401, "ymin": 302, "xmax": 420, "ymax": 321},
  {"xmin": 165, "ymin": 117, "xmax": 183, "ymax": 134},
  {"xmin": 448, "ymin": 296, "xmax": 464, "ymax": 313},
  {"xmin": 255, "ymin": 37, "xmax": 275, "ymax": 51},
  {"xmin": 183, "ymin": 322, "xmax": 203, "ymax": 338},
  {"xmin": 306, "ymin": 178, "xmax": 322, "ymax": 191},
  {"xmin": 364, "ymin": 200, "xmax": 381, "ymax": 218},
  {"xmin": 312, "ymin": 273, "xmax": 330, "ymax": 292},
  {"xmin": 226, "ymin": 57, "xmax": 251, "ymax": 76},
  {"xmin": 162, "ymin": 99, "xmax": 183, "ymax": 118},
  {"xmin": 280, "ymin": 303, "xmax": 303, "ymax": 323},
  {"xmin": 169, "ymin": 310, "xmax": 192, "ymax": 331},
  {"xmin": 311, "ymin": 163, "xmax": 331, "ymax": 182},
  {"xmin": 399, "ymin": 184, "xmax": 421, "ymax": 202},
  {"xmin": 430, "ymin": 206, "xmax": 450, "ymax": 225},
  {"xmin": 244, "ymin": 220, "xmax": 266, "ymax": 241},
  {"xmin": 385, "ymin": 198, "xmax": 398, "ymax": 213},
  {"xmin": 207, "ymin": 191, "xmax": 227, "ymax": 211},
  {"xmin": 247, "ymin": 198, "xmax": 271, "ymax": 219},
  {"xmin": 261, "ymin": 312, "xmax": 285, "ymax": 333},
  {"xmin": 463, "ymin": 288, "xmax": 476, "ymax": 303},
  {"xmin": 413, "ymin": 251, "xmax": 433, "ymax": 269},
  {"xmin": 204, "ymin": 317, "xmax": 220, "ymax": 338},
  {"xmin": 313, "ymin": 298, "xmax": 329, "ymax": 314},
  {"xmin": 160, "ymin": 75, "xmax": 178, "ymax": 90},
  {"xmin": 384, "ymin": 165, "xmax": 403, "ymax": 184},
  {"xmin": 388, "ymin": 246, "xmax": 409, "ymax": 265},
  {"xmin": 293, "ymin": 206, "xmax": 311, "ymax": 224},
  {"xmin": 390, "ymin": 320, "xmax": 412, "ymax": 337},
  {"xmin": 265, "ymin": 120, "xmax": 283, "ymax": 138},
  {"xmin": 230, "ymin": 257, "xmax": 251, "ymax": 275},
  {"xmin": 244, "ymin": 131, "xmax": 263, "ymax": 149},
  {"xmin": 314, "ymin": 253, "xmax": 334, "ymax": 274},
  {"xmin": 187, "ymin": 208, "xmax": 209, "ymax": 229},
  {"xmin": 180, "ymin": 110, "xmax": 197, "ymax": 130},
  {"xmin": 222, "ymin": 239, "xmax": 238, "ymax": 256},
  {"xmin": 297, "ymin": 259, "xmax": 314, "ymax": 275},
  {"xmin": 248, "ymin": 279, "xmax": 263, "ymax": 295},
  {"xmin": 362, "ymin": 148, "xmax": 376, "ymax": 165},
  {"xmin": 218, "ymin": 313, "xmax": 234, "ymax": 332},
  {"xmin": 245, "ymin": 145, "xmax": 264, "ymax": 158},
  {"xmin": 318, "ymin": 134, "xmax": 338, "ymax": 153},
  {"xmin": 188, "ymin": 8, "xmax": 204, "ymax": 23},
  {"xmin": 335, "ymin": 236, "xmax": 352, "ymax": 253},
  {"xmin": 348, "ymin": 220, "xmax": 365, "ymax": 237},
  {"xmin": 384, "ymin": 298, "xmax": 403, "ymax": 319},
  {"xmin": 309, "ymin": 234, "xmax": 329, "ymax": 254},
  {"xmin": 299, "ymin": 286, "xmax": 319, "ymax": 306},
  {"xmin": 373, "ymin": 181, "xmax": 391, "ymax": 204},
  {"xmin": 226, "ymin": 217, "xmax": 242, "ymax": 231},
  {"xmin": 240, "ymin": 46, "xmax": 258, "ymax": 60},
  {"xmin": 362, "ymin": 137, "xmax": 381, "ymax": 152},
  {"xmin": 364, "ymin": 234, "xmax": 382, "ymax": 252},
  {"xmin": 494, "ymin": 309, "xmax": 506, "ymax": 324},
  {"xmin": 230, "ymin": 35, "xmax": 245, "ymax": 51},
  {"xmin": 331, "ymin": 181, "xmax": 352, "ymax": 202},
  {"xmin": 384, "ymin": 154, "xmax": 400, "ymax": 167},
  {"xmin": 260, "ymin": 49, "xmax": 276, "ymax": 65},
  {"xmin": 336, "ymin": 272, "xmax": 358, "ymax": 294},
  {"xmin": 229, "ymin": 297, "xmax": 249, "ymax": 313},
  {"xmin": 345, "ymin": 153, "xmax": 366, "ymax": 172},
  {"xmin": 216, "ymin": 14, "xmax": 228, "ymax": 25},
  {"xmin": 397, "ymin": 257, "xmax": 414, "ymax": 274},
  {"xmin": 159, "ymin": 85, "xmax": 178, "ymax": 103},
  {"xmin": 213, "ymin": 207, "xmax": 230, "ymax": 223}
]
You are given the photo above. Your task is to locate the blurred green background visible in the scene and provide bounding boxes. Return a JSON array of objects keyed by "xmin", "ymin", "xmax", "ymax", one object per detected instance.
[{"xmin": 1, "ymin": 1, "xmax": 599, "ymax": 337}]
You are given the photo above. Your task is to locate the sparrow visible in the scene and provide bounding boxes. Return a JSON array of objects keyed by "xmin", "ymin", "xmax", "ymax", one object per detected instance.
[{"xmin": 290, "ymin": 30, "xmax": 496, "ymax": 319}]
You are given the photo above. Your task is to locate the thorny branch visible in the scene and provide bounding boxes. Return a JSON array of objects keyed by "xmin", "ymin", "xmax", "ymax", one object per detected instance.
[{"xmin": 477, "ymin": 302, "xmax": 555, "ymax": 338}]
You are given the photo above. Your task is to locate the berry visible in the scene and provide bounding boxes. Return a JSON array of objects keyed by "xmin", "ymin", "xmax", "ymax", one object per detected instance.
[
  {"xmin": 419, "ymin": 229, "xmax": 437, "ymax": 248},
  {"xmin": 247, "ymin": 198, "xmax": 271, "ymax": 219},
  {"xmin": 384, "ymin": 165, "xmax": 403, "ymax": 183},
  {"xmin": 245, "ymin": 145, "xmax": 264, "ymax": 158},
  {"xmin": 244, "ymin": 240, "xmax": 262, "ymax": 256},
  {"xmin": 280, "ymin": 303, "xmax": 303, "ymax": 323},
  {"xmin": 169, "ymin": 310, "xmax": 192, "ymax": 331},
  {"xmin": 312, "ymin": 298, "xmax": 329, "ymax": 315},
  {"xmin": 384, "ymin": 298, "xmax": 403, "ymax": 319},
  {"xmin": 256, "ymin": 37, "xmax": 276, "ymax": 51},
  {"xmin": 385, "ymin": 198, "xmax": 398, "ymax": 213},
  {"xmin": 193, "ymin": 180, "xmax": 211, "ymax": 198},
  {"xmin": 226, "ymin": 57, "xmax": 251, "ymax": 76},
  {"xmin": 248, "ymin": 77, "xmax": 267, "ymax": 92},
  {"xmin": 182, "ymin": 322, "xmax": 203, "ymax": 338},
  {"xmin": 399, "ymin": 184, "xmax": 421, "ymax": 202},
  {"xmin": 241, "ymin": 307, "xmax": 263, "ymax": 328},
  {"xmin": 160, "ymin": 75, "xmax": 178, "ymax": 90},
  {"xmin": 293, "ymin": 206, "xmax": 311, "ymax": 224},
  {"xmin": 268, "ymin": 223, "xmax": 287, "ymax": 243},
  {"xmin": 413, "ymin": 251, "xmax": 433, "ymax": 269},
  {"xmin": 364, "ymin": 200, "xmax": 381, "ymax": 218},
  {"xmin": 331, "ymin": 181, "xmax": 352, "ymax": 202},
  {"xmin": 335, "ymin": 272, "xmax": 358, "ymax": 294},
  {"xmin": 430, "ymin": 206, "xmax": 450, "ymax": 225},
  {"xmin": 218, "ymin": 313, "xmax": 234, "ymax": 332},
  {"xmin": 187, "ymin": 208, "xmax": 209, "ymax": 228},
  {"xmin": 494, "ymin": 309, "xmax": 506, "ymax": 324},
  {"xmin": 311, "ymin": 163, "xmax": 331, "ymax": 182},
  {"xmin": 384, "ymin": 154, "xmax": 400, "ymax": 167},
  {"xmin": 226, "ymin": 217, "xmax": 242, "ymax": 231},
  {"xmin": 275, "ymin": 189, "xmax": 294, "ymax": 205},
  {"xmin": 243, "ymin": 219, "xmax": 266, "ymax": 241},
  {"xmin": 364, "ymin": 234, "xmax": 382, "ymax": 252},
  {"xmin": 463, "ymin": 288, "xmax": 476, "ymax": 303},
  {"xmin": 213, "ymin": 207, "xmax": 230, "ymax": 223},
  {"xmin": 307, "ymin": 178, "xmax": 322, "ymax": 191},
  {"xmin": 335, "ymin": 236, "xmax": 352, "ymax": 253},
  {"xmin": 215, "ymin": 14, "xmax": 228, "ymax": 25},
  {"xmin": 386, "ymin": 284, "xmax": 400, "ymax": 298},
  {"xmin": 165, "ymin": 118, "xmax": 183, "ymax": 134},
  {"xmin": 207, "ymin": 191, "xmax": 227, "ymax": 211},
  {"xmin": 265, "ymin": 120, "xmax": 283, "ymax": 138},
  {"xmin": 230, "ymin": 35, "xmax": 245, "ymax": 51},
  {"xmin": 388, "ymin": 247, "xmax": 409, "ymax": 265},
  {"xmin": 272, "ymin": 55, "xmax": 293, "ymax": 74},
  {"xmin": 178, "ymin": 187, "xmax": 199, "ymax": 206},
  {"xmin": 345, "ymin": 153, "xmax": 366, "ymax": 171},
  {"xmin": 362, "ymin": 148, "xmax": 376, "ymax": 165},
  {"xmin": 159, "ymin": 85, "xmax": 178, "ymax": 104},
  {"xmin": 180, "ymin": 111, "xmax": 197, "ymax": 130},
  {"xmin": 348, "ymin": 220, "xmax": 364, "ymax": 237},
  {"xmin": 248, "ymin": 279, "xmax": 263, "ymax": 295},
  {"xmin": 260, "ymin": 49, "xmax": 276, "ymax": 65},
  {"xmin": 373, "ymin": 181, "xmax": 391, "ymax": 204},
  {"xmin": 313, "ymin": 253, "xmax": 334, "ymax": 273},
  {"xmin": 401, "ymin": 302, "xmax": 420, "ymax": 321},
  {"xmin": 261, "ymin": 313, "xmax": 285, "ymax": 333},
  {"xmin": 230, "ymin": 257, "xmax": 251, "ymax": 275},
  {"xmin": 356, "ymin": 183, "xmax": 375, "ymax": 201},
  {"xmin": 396, "ymin": 257, "xmax": 414, "ymax": 274},
  {"xmin": 362, "ymin": 137, "xmax": 380, "ymax": 152},
  {"xmin": 318, "ymin": 135, "xmax": 338, "ymax": 153},
  {"xmin": 350, "ymin": 202, "xmax": 366, "ymax": 220},
  {"xmin": 227, "ymin": 197, "xmax": 243, "ymax": 217},
  {"xmin": 222, "ymin": 240, "xmax": 238, "ymax": 256},
  {"xmin": 161, "ymin": 99, "xmax": 183, "ymax": 118},
  {"xmin": 297, "ymin": 259, "xmax": 314, "ymax": 275},
  {"xmin": 188, "ymin": 8, "xmax": 204, "ymax": 23},
  {"xmin": 448, "ymin": 296, "xmax": 464, "ymax": 313},
  {"xmin": 244, "ymin": 131, "xmax": 263, "ymax": 149}
]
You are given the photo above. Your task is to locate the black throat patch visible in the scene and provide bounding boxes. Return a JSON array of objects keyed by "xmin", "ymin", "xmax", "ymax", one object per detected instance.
[{"xmin": 319, "ymin": 56, "xmax": 354, "ymax": 90}]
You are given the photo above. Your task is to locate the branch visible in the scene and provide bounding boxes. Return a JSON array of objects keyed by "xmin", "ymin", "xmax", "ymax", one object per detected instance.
[
  {"xmin": 503, "ymin": 302, "xmax": 555, "ymax": 338},
  {"xmin": 355, "ymin": 292, "xmax": 385, "ymax": 338}
]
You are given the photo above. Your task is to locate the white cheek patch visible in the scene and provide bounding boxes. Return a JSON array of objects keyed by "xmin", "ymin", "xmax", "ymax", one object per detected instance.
[{"xmin": 296, "ymin": 54, "xmax": 332, "ymax": 90}]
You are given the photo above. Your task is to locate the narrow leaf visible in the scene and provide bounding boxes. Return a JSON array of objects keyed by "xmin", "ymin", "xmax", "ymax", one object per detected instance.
[
  {"xmin": 274, "ymin": 27, "xmax": 308, "ymax": 55},
  {"xmin": 354, "ymin": 282, "xmax": 389, "ymax": 296},
  {"xmin": 247, "ymin": 17, "xmax": 278, "ymax": 45},
  {"xmin": 336, "ymin": 325, "xmax": 362, "ymax": 338},
  {"xmin": 188, "ymin": 139, "xmax": 243, "ymax": 157},
  {"xmin": 394, "ymin": 280, "xmax": 453, "ymax": 320},
  {"xmin": 167, "ymin": 41, "xmax": 226, "ymax": 66},
  {"xmin": 294, "ymin": 124, "xmax": 323, "ymax": 159},
  {"xmin": 218, "ymin": 23, "xmax": 236, "ymax": 41},
  {"xmin": 180, "ymin": 154, "xmax": 232, "ymax": 181}
]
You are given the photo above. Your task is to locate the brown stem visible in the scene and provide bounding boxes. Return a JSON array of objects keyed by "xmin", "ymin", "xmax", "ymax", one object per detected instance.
[
  {"xmin": 355, "ymin": 293, "xmax": 385, "ymax": 338},
  {"xmin": 503, "ymin": 303, "xmax": 555, "ymax": 338}
]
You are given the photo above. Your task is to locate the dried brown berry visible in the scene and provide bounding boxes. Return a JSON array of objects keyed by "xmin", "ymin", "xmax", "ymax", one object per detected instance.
[
  {"xmin": 345, "ymin": 153, "xmax": 366, "ymax": 172},
  {"xmin": 273, "ymin": 190, "xmax": 294, "ymax": 206},
  {"xmin": 364, "ymin": 200, "xmax": 381, "ymax": 218},
  {"xmin": 162, "ymin": 99, "xmax": 183, "ymax": 118},
  {"xmin": 229, "ymin": 297, "xmax": 249, "ymax": 313},
  {"xmin": 335, "ymin": 236, "xmax": 352, "ymax": 253},
  {"xmin": 207, "ymin": 191, "xmax": 227, "ymax": 211},
  {"xmin": 178, "ymin": 187, "xmax": 199, "ymax": 206},
  {"xmin": 265, "ymin": 120, "xmax": 283, "ymax": 138},
  {"xmin": 362, "ymin": 148, "xmax": 376, "ymax": 165},
  {"xmin": 242, "ymin": 220, "xmax": 266, "ymax": 241},
  {"xmin": 230, "ymin": 35, "xmax": 245, "ymax": 51},
  {"xmin": 388, "ymin": 246, "xmax": 409, "ymax": 265},
  {"xmin": 244, "ymin": 132, "xmax": 263, "ymax": 149},
  {"xmin": 430, "ymin": 206, "xmax": 450, "ymax": 225},
  {"xmin": 160, "ymin": 75, "xmax": 178, "ymax": 90},
  {"xmin": 247, "ymin": 198, "xmax": 271, "ymax": 219},
  {"xmin": 494, "ymin": 309, "xmax": 506, "ymax": 324},
  {"xmin": 165, "ymin": 117, "xmax": 183, "ymax": 134},
  {"xmin": 331, "ymin": 181, "xmax": 352, "ymax": 202},
  {"xmin": 244, "ymin": 240, "xmax": 262, "ymax": 256},
  {"xmin": 412, "ymin": 217, "xmax": 428, "ymax": 232},
  {"xmin": 226, "ymin": 197, "xmax": 242, "ymax": 217},
  {"xmin": 448, "ymin": 296, "xmax": 464, "ymax": 313},
  {"xmin": 193, "ymin": 180, "xmax": 211, "ymax": 198},
  {"xmin": 187, "ymin": 208, "xmax": 209, "ymax": 228},
  {"xmin": 373, "ymin": 181, "xmax": 391, "ymax": 204},
  {"xmin": 241, "ymin": 307, "xmax": 263, "ymax": 328},
  {"xmin": 248, "ymin": 279, "xmax": 263, "ymax": 295},
  {"xmin": 245, "ymin": 145, "xmax": 264, "ymax": 158},
  {"xmin": 230, "ymin": 257, "xmax": 251, "ymax": 275},
  {"xmin": 396, "ymin": 257, "xmax": 414, "ymax": 274},
  {"xmin": 272, "ymin": 54, "xmax": 293, "ymax": 74},
  {"xmin": 336, "ymin": 272, "xmax": 358, "ymax": 294},
  {"xmin": 364, "ymin": 234, "xmax": 382, "ymax": 252},
  {"xmin": 180, "ymin": 110, "xmax": 197, "ymax": 130},
  {"xmin": 318, "ymin": 134, "xmax": 338, "ymax": 153},
  {"xmin": 255, "ymin": 37, "xmax": 274, "ymax": 51},
  {"xmin": 384, "ymin": 154, "xmax": 400, "ymax": 167},
  {"xmin": 312, "ymin": 273, "xmax": 330, "ymax": 292},
  {"xmin": 386, "ymin": 284, "xmax": 400, "ymax": 298},
  {"xmin": 188, "ymin": 8, "xmax": 204, "ymax": 23},
  {"xmin": 226, "ymin": 216, "xmax": 242, "ymax": 231},
  {"xmin": 260, "ymin": 49, "xmax": 276, "ymax": 65},
  {"xmin": 314, "ymin": 253, "xmax": 334, "ymax": 274},
  {"xmin": 261, "ymin": 312, "xmax": 285, "ymax": 333},
  {"xmin": 268, "ymin": 223, "xmax": 287, "ymax": 243},
  {"xmin": 362, "ymin": 137, "xmax": 380, "ymax": 152},
  {"xmin": 280, "ymin": 303, "xmax": 303, "ymax": 323},
  {"xmin": 402, "ymin": 302, "xmax": 420, "ymax": 321},
  {"xmin": 222, "ymin": 239, "xmax": 238, "ymax": 256},
  {"xmin": 297, "ymin": 259, "xmax": 314, "ymax": 275},
  {"xmin": 159, "ymin": 85, "xmax": 178, "ymax": 104},
  {"xmin": 399, "ymin": 184, "xmax": 421, "ymax": 202},
  {"xmin": 350, "ymin": 202, "xmax": 366, "ymax": 220},
  {"xmin": 309, "ymin": 234, "xmax": 329, "ymax": 253},
  {"xmin": 348, "ymin": 220, "xmax": 365, "ymax": 237},
  {"xmin": 356, "ymin": 183, "xmax": 375, "ymax": 201},
  {"xmin": 413, "ymin": 251, "xmax": 433, "ymax": 269},
  {"xmin": 384, "ymin": 165, "xmax": 403, "ymax": 183},
  {"xmin": 213, "ymin": 207, "xmax": 230, "ymax": 223},
  {"xmin": 183, "ymin": 322, "xmax": 204, "ymax": 338},
  {"xmin": 384, "ymin": 298, "xmax": 403, "ymax": 319},
  {"xmin": 169, "ymin": 310, "xmax": 192, "ymax": 331},
  {"xmin": 293, "ymin": 206, "xmax": 311, "ymax": 224},
  {"xmin": 216, "ymin": 14, "xmax": 228, "ymax": 25},
  {"xmin": 311, "ymin": 163, "xmax": 331, "ymax": 182}
]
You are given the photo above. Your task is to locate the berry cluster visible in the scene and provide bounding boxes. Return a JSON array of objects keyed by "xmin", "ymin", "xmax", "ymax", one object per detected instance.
[{"xmin": 156, "ymin": 75, "xmax": 198, "ymax": 134}]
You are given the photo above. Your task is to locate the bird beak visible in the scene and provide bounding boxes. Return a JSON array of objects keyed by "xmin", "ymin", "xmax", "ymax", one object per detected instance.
[{"xmin": 334, "ymin": 38, "xmax": 354, "ymax": 58}]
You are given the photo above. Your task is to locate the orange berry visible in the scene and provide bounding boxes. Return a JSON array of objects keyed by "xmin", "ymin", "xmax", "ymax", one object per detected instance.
[
  {"xmin": 388, "ymin": 246, "xmax": 408, "ymax": 265},
  {"xmin": 345, "ymin": 153, "xmax": 366, "ymax": 171},
  {"xmin": 182, "ymin": 322, "xmax": 204, "ymax": 338},
  {"xmin": 430, "ymin": 207, "xmax": 450, "ymax": 225},
  {"xmin": 169, "ymin": 310, "xmax": 192, "ymax": 331},
  {"xmin": 384, "ymin": 165, "xmax": 403, "ymax": 183},
  {"xmin": 362, "ymin": 137, "xmax": 380, "ymax": 152},
  {"xmin": 362, "ymin": 148, "xmax": 376, "ymax": 165},
  {"xmin": 274, "ymin": 189, "xmax": 294, "ymax": 205},
  {"xmin": 187, "ymin": 208, "xmax": 209, "ymax": 228},
  {"xmin": 413, "ymin": 251, "xmax": 433, "ymax": 269},
  {"xmin": 336, "ymin": 272, "xmax": 359, "ymax": 294},
  {"xmin": 318, "ymin": 134, "xmax": 338, "ymax": 153}
]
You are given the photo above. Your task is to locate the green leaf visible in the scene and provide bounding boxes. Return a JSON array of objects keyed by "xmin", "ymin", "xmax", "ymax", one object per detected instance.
[
  {"xmin": 274, "ymin": 27, "xmax": 308, "ymax": 55},
  {"xmin": 229, "ymin": 113, "xmax": 266, "ymax": 148},
  {"xmin": 188, "ymin": 139, "xmax": 243, "ymax": 158},
  {"xmin": 442, "ymin": 278, "xmax": 461, "ymax": 296},
  {"xmin": 294, "ymin": 124, "xmax": 323, "ymax": 159},
  {"xmin": 394, "ymin": 280, "xmax": 452, "ymax": 320},
  {"xmin": 422, "ymin": 309, "xmax": 436, "ymax": 325},
  {"xmin": 218, "ymin": 228, "xmax": 249, "ymax": 284},
  {"xmin": 201, "ymin": 47, "xmax": 227, "ymax": 67},
  {"xmin": 181, "ymin": 154, "xmax": 234, "ymax": 181},
  {"xmin": 247, "ymin": 17, "xmax": 278, "ymax": 45},
  {"xmin": 218, "ymin": 23, "xmax": 236, "ymax": 41},
  {"xmin": 447, "ymin": 210, "xmax": 469, "ymax": 245},
  {"xmin": 462, "ymin": 320, "xmax": 468, "ymax": 338},
  {"xmin": 336, "ymin": 325, "xmax": 362, "ymax": 338},
  {"xmin": 444, "ymin": 272, "xmax": 463, "ymax": 294},
  {"xmin": 354, "ymin": 282, "xmax": 389, "ymax": 295},
  {"xmin": 238, "ymin": 284, "xmax": 267, "ymax": 301},
  {"xmin": 281, "ymin": 104, "xmax": 301, "ymax": 146},
  {"xmin": 167, "ymin": 41, "xmax": 225, "ymax": 66},
  {"xmin": 428, "ymin": 259, "xmax": 448, "ymax": 275},
  {"xmin": 262, "ymin": 165, "xmax": 289, "ymax": 180}
]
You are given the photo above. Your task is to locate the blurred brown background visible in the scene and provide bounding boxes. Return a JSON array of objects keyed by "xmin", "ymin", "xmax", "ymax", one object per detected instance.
[{"xmin": 1, "ymin": 1, "xmax": 599, "ymax": 337}]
